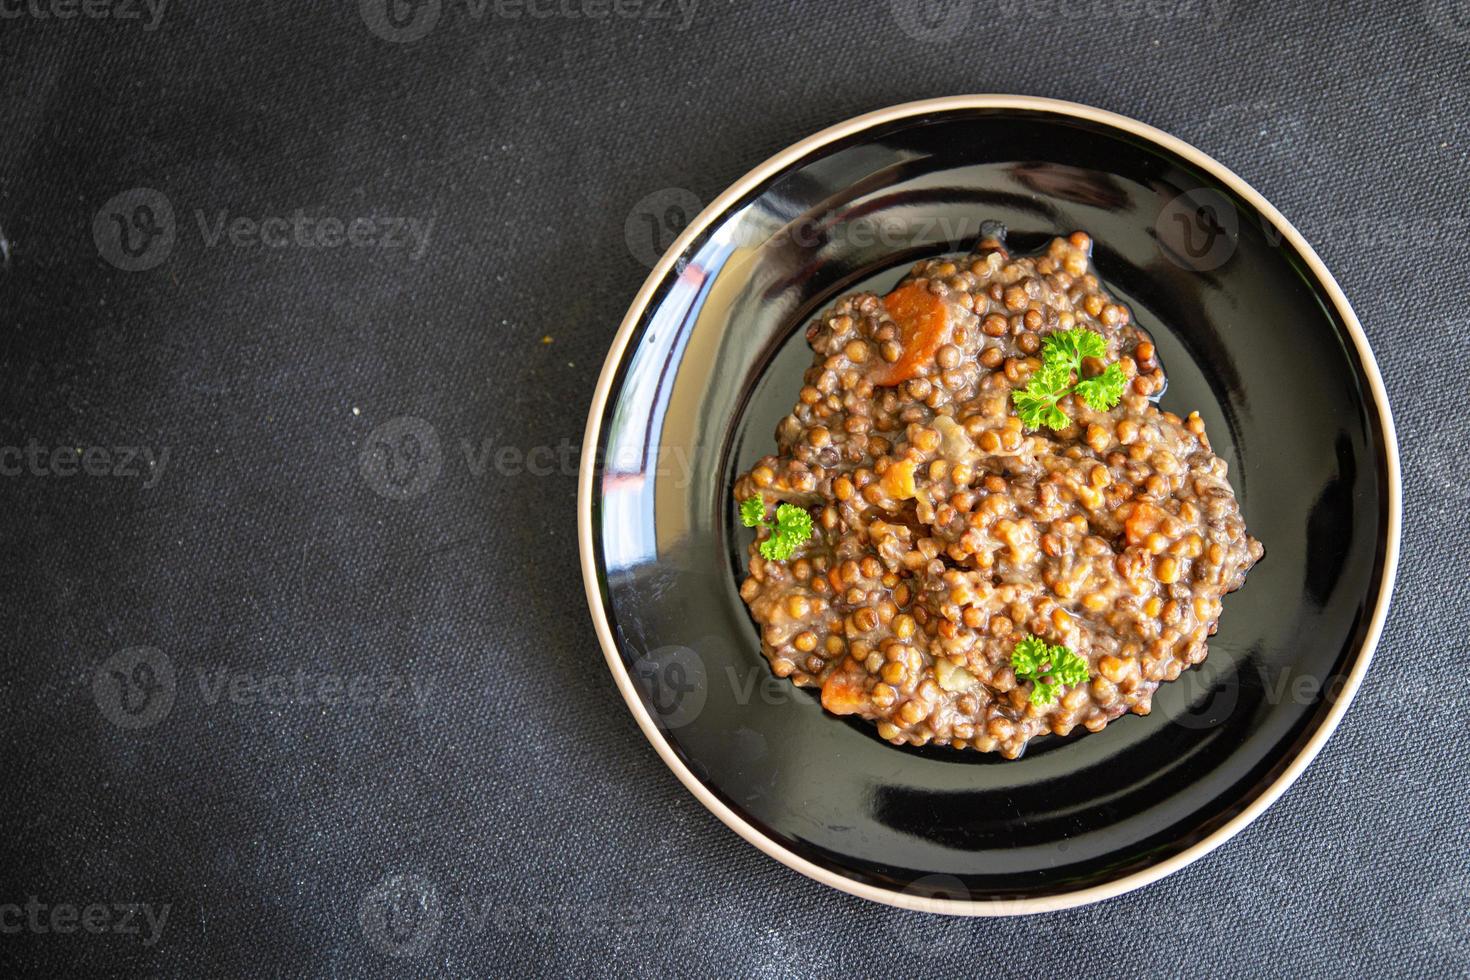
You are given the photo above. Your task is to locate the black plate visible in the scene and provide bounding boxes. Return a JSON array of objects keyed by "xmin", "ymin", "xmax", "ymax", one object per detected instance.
[{"xmin": 578, "ymin": 97, "xmax": 1399, "ymax": 913}]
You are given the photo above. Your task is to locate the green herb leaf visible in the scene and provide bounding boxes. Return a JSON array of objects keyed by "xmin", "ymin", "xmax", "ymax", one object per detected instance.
[
  {"xmin": 1030, "ymin": 361, "xmax": 1075, "ymax": 395},
  {"xmin": 763, "ymin": 503, "xmax": 814, "ymax": 560},
  {"xmin": 1010, "ymin": 634, "xmax": 1090, "ymax": 707},
  {"xmin": 739, "ymin": 497, "xmax": 814, "ymax": 561},
  {"xmin": 759, "ymin": 534, "xmax": 797, "ymax": 561},
  {"xmin": 1041, "ymin": 328, "xmax": 1106, "ymax": 375},
  {"xmin": 1050, "ymin": 647, "xmax": 1089, "ymax": 687},
  {"xmin": 1012, "ymin": 387, "xmax": 1062, "ymax": 431},
  {"xmin": 1074, "ymin": 362, "xmax": 1126, "ymax": 412},
  {"xmin": 1010, "ymin": 635, "xmax": 1050, "ymax": 676},
  {"xmin": 773, "ymin": 503, "xmax": 813, "ymax": 543},
  {"xmin": 1012, "ymin": 362, "xmax": 1073, "ymax": 430},
  {"xmin": 1029, "ymin": 679, "xmax": 1059, "ymax": 707},
  {"xmin": 1012, "ymin": 327, "xmax": 1127, "ymax": 431}
]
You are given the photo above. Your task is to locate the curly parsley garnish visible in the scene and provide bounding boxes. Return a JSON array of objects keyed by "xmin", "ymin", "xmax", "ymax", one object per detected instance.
[
  {"xmin": 1010, "ymin": 635, "xmax": 1090, "ymax": 707},
  {"xmin": 1012, "ymin": 328, "xmax": 1126, "ymax": 431},
  {"xmin": 739, "ymin": 497, "xmax": 814, "ymax": 561}
]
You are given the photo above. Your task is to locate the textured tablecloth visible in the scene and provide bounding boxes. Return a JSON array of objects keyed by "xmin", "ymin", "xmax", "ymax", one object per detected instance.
[{"xmin": 2, "ymin": 1, "xmax": 1464, "ymax": 975}]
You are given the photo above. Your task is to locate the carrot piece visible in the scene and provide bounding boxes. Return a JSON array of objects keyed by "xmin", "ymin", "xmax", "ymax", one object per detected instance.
[
  {"xmin": 870, "ymin": 283, "xmax": 950, "ymax": 386},
  {"xmin": 1122, "ymin": 501, "xmax": 1166, "ymax": 547},
  {"xmin": 881, "ymin": 459, "xmax": 917, "ymax": 500},
  {"xmin": 820, "ymin": 663, "xmax": 868, "ymax": 715}
]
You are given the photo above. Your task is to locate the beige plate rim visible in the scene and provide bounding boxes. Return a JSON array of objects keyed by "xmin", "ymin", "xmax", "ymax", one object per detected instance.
[{"xmin": 576, "ymin": 94, "xmax": 1403, "ymax": 916}]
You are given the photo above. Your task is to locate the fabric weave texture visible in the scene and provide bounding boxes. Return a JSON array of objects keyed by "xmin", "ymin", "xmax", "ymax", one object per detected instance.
[{"xmin": 1, "ymin": 1, "xmax": 1463, "ymax": 975}]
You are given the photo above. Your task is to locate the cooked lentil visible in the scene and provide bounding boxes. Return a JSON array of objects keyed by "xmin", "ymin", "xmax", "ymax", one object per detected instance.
[{"xmin": 734, "ymin": 230, "xmax": 1263, "ymax": 758}]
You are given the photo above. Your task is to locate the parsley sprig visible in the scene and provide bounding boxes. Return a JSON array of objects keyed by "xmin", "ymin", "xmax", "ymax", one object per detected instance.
[
  {"xmin": 1010, "ymin": 635, "xmax": 1090, "ymax": 707},
  {"xmin": 739, "ymin": 497, "xmax": 814, "ymax": 561},
  {"xmin": 1012, "ymin": 328, "xmax": 1126, "ymax": 431}
]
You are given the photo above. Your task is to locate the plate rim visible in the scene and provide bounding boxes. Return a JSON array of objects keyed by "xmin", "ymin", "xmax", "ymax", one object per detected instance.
[{"xmin": 577, "ymin": 94, "xmax": 1402, "ymax": 915}]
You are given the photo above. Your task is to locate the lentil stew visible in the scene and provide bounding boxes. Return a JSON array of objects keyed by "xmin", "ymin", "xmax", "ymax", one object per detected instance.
[{"xmin": 734, "ymin": 229, "xmax": 1263, "ymax": 758}]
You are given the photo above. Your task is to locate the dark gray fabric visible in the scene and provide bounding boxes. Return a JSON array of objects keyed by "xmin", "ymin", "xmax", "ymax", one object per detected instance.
[{"xmin": 0, "ymin": 0, "xmax": 1463, "ymax": 975}]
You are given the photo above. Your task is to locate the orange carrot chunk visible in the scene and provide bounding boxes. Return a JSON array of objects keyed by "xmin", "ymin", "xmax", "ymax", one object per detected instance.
[
  {"xmin": 820, "ymin": 662, "xmax": 868, "ymax": 715},
  {"xmin": 870, "ymin": 283, "xmax": 950, "ymax": 386},
  {"xmin": 1122, "ymin": 501, "xmax": 1166, "ymax": 548}
]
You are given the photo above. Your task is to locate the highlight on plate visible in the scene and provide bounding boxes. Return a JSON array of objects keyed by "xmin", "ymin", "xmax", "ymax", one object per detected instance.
[{"xmin": 734, "ymin": 227, "xmax": 1263, "ymax": 758}]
